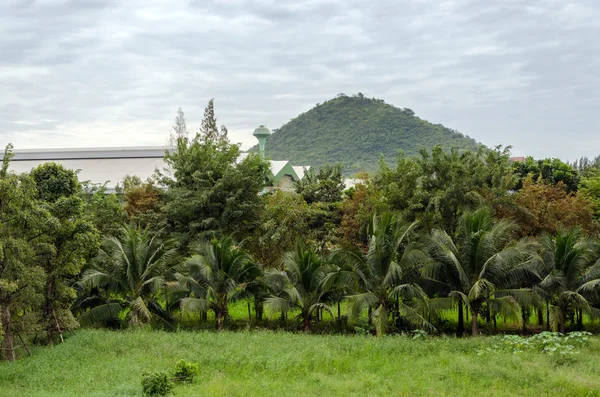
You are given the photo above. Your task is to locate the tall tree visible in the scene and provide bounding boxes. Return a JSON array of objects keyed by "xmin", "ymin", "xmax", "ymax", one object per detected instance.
[
  {"xmin": 538, "ymin": 227, "xmax": 600, "ymax": 333},
  {"xmin": 30, "ymin": 163, "xmax": 99, "ymax": 344},
  {"xmin": 160, "ymin": 99, "xmax": 269, "ymax": 246},
  {"xmin": 79, "ymin": 226, "xmax": 177, "ymax": 327},
  {"xmin": 179, "ymin": 237, "xmax": 261, "ymax": 331},
  {"xmin": 169, "ymin": 106, "xmax": 188, "ymax": 146},
  {"xmin": 334, "ymin": 214, "xmax": 433, "ymax": 336},
  {"xmin": 0, "ymin": 145, "xmax": 47, "ymax": 361},
  {"xmin": 423, "ymin": 208, "xmax": 539, "ymax": 335},
  {"xmin": 263, "ymin": 241, "xmax": 334, "ymax": 331},
  {"xmin": 199, "ymin": 99, "xmax": 228, "ymax": 143}
]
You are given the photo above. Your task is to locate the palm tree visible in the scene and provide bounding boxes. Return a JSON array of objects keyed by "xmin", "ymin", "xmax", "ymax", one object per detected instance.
[
  {"xmin": 78, "ymin": 225, "xmax": 178, "ymax": 327},
  {"xmin": 179, "ymin": 236, "xmax": 261, "ymax": 331},
  {"xmin": 423, "ymin": 207, "xmax": 539, "ymax": 335},
  {"xmin": 538, "ymin": 227, "xmax": 600, "ymax": 333},
  {"xmin": 334, "ymin": 213, "xmax": 433, "ymax": 336},
  {"xmin": 263, "ymin": 241, "xmax": 334, "ymax": 331}
]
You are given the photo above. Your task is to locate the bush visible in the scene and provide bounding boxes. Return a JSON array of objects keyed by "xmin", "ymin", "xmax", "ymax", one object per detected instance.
[
  {"xmin": 141, "ymin": 372, "xmax": 174, "ymax": 397},
  {"xmin": 477, "ymin": 331, "xmax": 592, "ymax": 360},
  {"xmin": 173, "ymin": 359, "xmax": 199, "ymax": 383}
]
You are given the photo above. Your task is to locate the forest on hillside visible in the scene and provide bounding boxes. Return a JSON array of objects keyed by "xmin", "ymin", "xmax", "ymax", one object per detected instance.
[{"xmin": 251, "ymin": 93, "xmax": 481, "ymax": 173}]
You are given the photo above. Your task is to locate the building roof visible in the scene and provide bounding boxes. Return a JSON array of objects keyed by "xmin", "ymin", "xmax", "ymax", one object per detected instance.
[
  {"xmin": 8, "ymin": 146, "xmax": 309, "ymax": 192},
  {"xmin": 10, "ymin": 147, "xmax": 168, "ymax": 192},
  {"xmin": 292, "ymin": 166, "xmax": 308, "ymax": 180}
]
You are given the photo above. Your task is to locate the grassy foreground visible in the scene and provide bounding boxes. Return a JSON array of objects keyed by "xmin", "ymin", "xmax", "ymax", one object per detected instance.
[{"xmin": 1, "ymin": 330, "xmax": 600, "ymax": 397}]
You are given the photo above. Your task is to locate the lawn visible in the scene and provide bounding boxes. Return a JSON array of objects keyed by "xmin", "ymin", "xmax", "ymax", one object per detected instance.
[{"xmin": 1, "ymin": 330, "xmax": 600, "ymax": 396}]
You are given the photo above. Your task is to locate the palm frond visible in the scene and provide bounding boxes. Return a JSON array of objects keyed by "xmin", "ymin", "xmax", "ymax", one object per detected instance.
[{"xmin": 78, "ymin": 302, "xmax": 123, "ymax": 326}]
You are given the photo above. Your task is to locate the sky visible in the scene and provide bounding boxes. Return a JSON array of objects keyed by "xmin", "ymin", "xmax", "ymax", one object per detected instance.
[{"xmin": 1, "ymin": 0, "xmax": 599, "ymax": 161}]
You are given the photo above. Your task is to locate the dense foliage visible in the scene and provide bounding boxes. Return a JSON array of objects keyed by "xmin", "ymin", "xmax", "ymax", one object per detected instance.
[
  {"xmin": 250, "ymin": 94, "xmax": 481, "ymax": 173},
  {"xmin": 2, "ymin": 100, "xmax": 600, "ymax": 369}
]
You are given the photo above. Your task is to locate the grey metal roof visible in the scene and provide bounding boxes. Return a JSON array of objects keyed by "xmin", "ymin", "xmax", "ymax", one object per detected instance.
[
  {"xmin": 9, "ymin": 147, "xmax": 170, "ymax": 192},
  {"xmin": 8, "ymin": 146, "xmax": 307, "ymax": 192},
  {"xmin": 12, "ymin": 146, "xmax": 168, "ymax": 161}
]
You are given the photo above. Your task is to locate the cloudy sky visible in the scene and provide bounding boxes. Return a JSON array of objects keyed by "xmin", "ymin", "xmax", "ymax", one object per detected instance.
[{"xmin": 1, "ymin": 0, "xmax": 599, "ymax": 160}]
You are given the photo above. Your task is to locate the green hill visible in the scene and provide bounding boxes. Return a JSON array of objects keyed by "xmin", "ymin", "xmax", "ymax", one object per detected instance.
[{"xmin": 252, "ymin": 94, "xmax": 481, "ymax": 173}]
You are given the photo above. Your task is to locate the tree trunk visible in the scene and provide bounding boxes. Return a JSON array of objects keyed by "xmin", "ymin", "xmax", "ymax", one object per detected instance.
[
  {"xmin": 1, "ymin": 303, "xmax": 16, "ymax": 362},
  {"xmin": 537, "ymin": 308, "xmax": 544, "ymax": 326},
  {"xmin": 302, "ymin": 313, "xmax": 311, "ymax": 331},
  {"xmin": 457, "ymin": 301, "xmax": 464, "ymax": 337},
  {"xmin": 247, "ymin": 302, "xmax": 252, "ymax": 322},
  {"xmin": 471, "ymin": 308, "xmax": 479, "ymax": 336},
  {"xmin": 522, "ymin": 308, "xmax": 528, "ymax": 334},
  {"xmin": 45, "ymin": 278, "xmax": 55, "ymax": 346},
  {"xmin": 216, "ymin": 303, "xmax": 228, "ymax": 332},
  {"xmin": 255, "ymin": 301, "xmax": 263, "ymax": 321},
  {"xmin": 337, "ymin": 301, "xmax": 341, "ymax": 322},
  {"xmin": 493, "ymin": 314, "xmax": 497, "ymax": 332},
  {"xmin": 546, "ymin": 302, "xmax": 550, "ymax": 330},
  {"xmin": 577, "ymin": 309, "xmax": 583, "ymax": 330},
  {"xmin": 559, "ymin": 307, "xmax": 566, "ymax": 334}
]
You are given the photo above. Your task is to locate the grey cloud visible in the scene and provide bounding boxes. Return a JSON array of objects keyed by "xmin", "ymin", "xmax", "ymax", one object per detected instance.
[{"xmin": 0, "ymin": 0, "xmax": 599, "ymax": 160}]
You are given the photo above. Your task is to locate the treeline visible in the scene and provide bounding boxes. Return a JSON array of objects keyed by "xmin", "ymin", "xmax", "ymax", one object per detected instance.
[{"xmin": 2, "ymin": 101, "xmax": 600, "ymax": 362}]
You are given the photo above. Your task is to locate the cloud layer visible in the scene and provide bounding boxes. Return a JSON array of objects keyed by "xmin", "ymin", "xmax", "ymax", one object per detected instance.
[{"xmin": 1, "ymin": 0, "xmax": 599, "ymax": 160}]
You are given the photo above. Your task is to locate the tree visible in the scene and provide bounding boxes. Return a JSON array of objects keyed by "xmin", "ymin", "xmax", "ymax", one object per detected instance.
[
  {"xmin": 376, "ymin": 146, "xmax": 515, "ymax": 232},
  {"xmin": 199, "ymin": 99, "xmax": 228, "ymax": 143},
  {"xmin": 79, "ymin": 226, "xmax": 178, "ymax": 327},
  {"xmin": 250, "ymin": 191, "xmax": 312, "ymax": 268},
  {"xmin": 538, "ymin": 227, "xmax": 600, "ymax": 333},
  {"xmin": 160, "ymin": 100, "xmax": 269, "ymax": 246},
  {"xmin": 511, "ymin": 177, "xmax": 596, "ymax": 236},
  {"xmin": 123, "ymin": 179, "xmax": 164, "ymax": 231},
  {"xmin": 80, "ymin": 184, "xmax": 125, "ymax": 237},
  {"xmin": 339, "ymin": 180, "xmax": 388, "ymax": 251},
  {"xmin": 423, "ymin": 208, "xmax": 539, "ymax": 336},
  {"xmin": 334, "ymin": 214, "xmax": 433, "ymax": 336},
  {"xmin": 263, "ymin": 241, "xmax": 334, "ymax": 331},
  {"xmin": 179, "ymin": 237, "xmax": 261, "ymax": 331},
  {"xmin": 513, "ymin": 157, "xmax": 579, "ymax": 193},
  {"xmin": 295, "ymin": 163, "xmax": 345, "ymax": 204},
  {"xmin": 579, "ymin": 171, "xmax": 600, "ymax": 220},
  {"xmin": 168, "ymin": 106, "xmax": 188, "ymax": 146},
  {"xmin": 0, "ymin": 145, "xmax": 47, "ymax": 361},
  {"xmin": 30, "ymin": 163, "xmax": 99, "ymax": 344}
]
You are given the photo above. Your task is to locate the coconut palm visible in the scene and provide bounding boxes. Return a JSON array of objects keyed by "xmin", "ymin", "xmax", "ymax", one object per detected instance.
[
  {"xmin": 423, "ymin": 207, "xmax": 539, "ymax": 335},
  {"xmin": 178, "ymin": 236, "xmax": 261, "ymax": 331},
  {"xmin": 538, "ymin": 227, "xmax": 600, "ymax": 333},
  {"xmin": 263, "ymin": 241, "xmax": 334, "ymax": 331},
  {"xmin": 78, "ymin": 225, "xmax": 178, "ymax": 327},
  {"xmin": 334, "ymin": 213, "xmax": 433, "ymax": 336}
]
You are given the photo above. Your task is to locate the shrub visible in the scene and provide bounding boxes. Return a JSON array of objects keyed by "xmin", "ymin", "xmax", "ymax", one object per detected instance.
[
  {"xmin": 141, "ymin": 371, "xmax": 174, "ymax": 397},
  {"xmin": 477, "ymin": 331, "xmax": 592, "ymax": 360},
  {"xmin": 173, "ymin": 359, "xmax": 199, "ymax": 383}
]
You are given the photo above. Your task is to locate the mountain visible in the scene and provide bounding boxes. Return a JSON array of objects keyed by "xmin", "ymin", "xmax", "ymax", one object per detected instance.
[{"xmin": 251, "ymin": 94, "xmax": 482, "ymax": 174}]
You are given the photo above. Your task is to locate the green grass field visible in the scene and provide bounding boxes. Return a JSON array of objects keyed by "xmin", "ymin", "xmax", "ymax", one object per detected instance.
[{"xmin": 1, "ymin": 329, "xmax": 600, "ymax": 397}]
